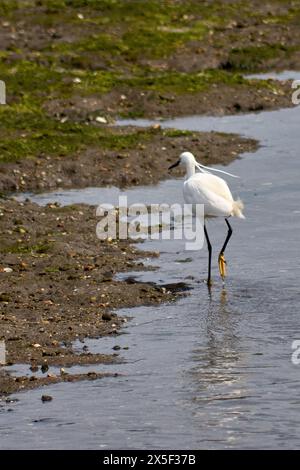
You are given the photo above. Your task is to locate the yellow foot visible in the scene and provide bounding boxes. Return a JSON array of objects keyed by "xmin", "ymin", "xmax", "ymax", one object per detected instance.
[{"xmin": 218, "ymin": 253, "xmax": 227, "ymax": 281}]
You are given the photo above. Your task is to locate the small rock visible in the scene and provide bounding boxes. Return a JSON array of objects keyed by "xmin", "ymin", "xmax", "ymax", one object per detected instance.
[
  {"xmin": 102, "ymin": 312, "xmax": 112, "ymax": 321},
  {"xmin": 41, "ymin": 363, "xmax": 49, "ymax": 373},
  {"xmin": 0, "ymin": 293, "xmax": 10, "ymax": 302},
  {"xmin": 87, "ymin": 372, "xmax": 97, "ymax": 379},
  {"xmin": 113, "ymin": 345, "xmax": 121, "ymax": 351},
  {"xmin": 41, "ymin": 395, "xmax": 52, "ymax": 402},
  {"xmin": 102, "ymin": 271, "xmax": 113, "ymax": 281},
  {"xmin": 95, "ymin": 116, "xmax": 107, "ymax": 124}
]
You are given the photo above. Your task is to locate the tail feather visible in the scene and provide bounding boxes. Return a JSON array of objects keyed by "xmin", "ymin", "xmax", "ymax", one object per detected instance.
[{"xmin": 232, "ymin": 198, "xmax": 245, "ymax": 219}]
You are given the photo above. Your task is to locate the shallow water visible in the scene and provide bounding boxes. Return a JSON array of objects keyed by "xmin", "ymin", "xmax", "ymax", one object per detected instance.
[
  {"xmin": 2, "ymin": 74, "xmax": 300, "ymax": 449},
  {"xmin": 245, "ymin": 70, "xmax": 300, "ymax": 81}
]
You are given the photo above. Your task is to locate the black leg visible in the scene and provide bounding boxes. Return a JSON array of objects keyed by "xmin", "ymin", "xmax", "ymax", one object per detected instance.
[
  {"xmin": 204, "ymin": 223, "xmax": 212, "ymax": 286},
  {"xmin": 220, "ymin": 219, "xmax": 233, "ymax": 255},
  {"xmin": 218, "ymin": 218, "xmax": 233, "ymax": 280}
]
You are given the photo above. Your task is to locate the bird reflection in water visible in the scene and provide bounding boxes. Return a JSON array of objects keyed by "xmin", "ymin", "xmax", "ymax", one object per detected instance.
[{"xmin": 185, "ymin": 288, "xmax": 249, "ymax": 445}]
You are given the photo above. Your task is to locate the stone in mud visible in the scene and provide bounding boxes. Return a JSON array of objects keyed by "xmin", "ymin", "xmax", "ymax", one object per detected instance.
[
  {"xmin": 102, "ymin": 312, "xmax": 112, "ymax": 321},
  {"xmin": 0, "ymin": 293, "xmax": 11, "ymax": 302},
  {"xmin": 41, "ymin": 363, "xmax": 49, "ymax": 373},
  {"xmin": 87, "ymin": 372, "xmax": 98, "ymax": 379},
  {"xmin": 101, "ymin": 271, "xmax": 114, "ymax": 282}
]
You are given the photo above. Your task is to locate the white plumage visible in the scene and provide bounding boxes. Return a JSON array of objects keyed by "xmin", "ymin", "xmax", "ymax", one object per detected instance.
[
  {"xmin": 184, "ymin": 171, "xmax": 245, "ymax": 218},
  {"xmin": 179, "ymin": 152, "xmax": 244, "ymax": 219}
]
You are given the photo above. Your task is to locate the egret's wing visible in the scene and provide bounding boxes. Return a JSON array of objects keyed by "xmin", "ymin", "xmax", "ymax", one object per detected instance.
[
  {"xmin": 195, "ymin": 173, "xmax": 233, "ymax": 200},
  {"xmin": 183, "ymin": 174, "xmax": 233, "ymax": 216}
]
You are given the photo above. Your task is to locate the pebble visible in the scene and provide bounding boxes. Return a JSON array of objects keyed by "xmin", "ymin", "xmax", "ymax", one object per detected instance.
[
  {"xmin": 41, "ymin": 363, "xmax": 49, "ymax": 373},
  {"xmin": 41, "ymin": 395, "xmax": 53, "ymax": 402},
  {"xmin": 102, "ymin": 271, "xmax": 113, "ymax": 281},
  {"xmin": 2, "ymin": 267, "xmax": 13, "ymax": 273},
  {"xmin": 87, "ymin": 372, "xmax": 97, "ymax": 379},
  {"xmin": 95, "ymin": 116, "xmax": 107, "ymax": 124},
  {"xmin": 102, "ymin": 312, "xmax": 112, "ymax": 321}
]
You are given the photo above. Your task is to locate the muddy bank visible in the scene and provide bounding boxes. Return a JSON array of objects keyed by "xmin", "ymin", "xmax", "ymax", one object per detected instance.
[
  {"xmin": 0, "ymin": 0, "xmax": 299, "ymax": 186},
  {"xmin": 0, "ymin": 369, "xmax": 117, "ymax": 397},
  {"xmin": 44, "ymin": 79, "xmax": 293, "ymax": 122},
  {"xmin": 0, "ymin": 198, "xmax": 182, "ymax": 395},
  {"xmin": 0, "ymin": 130, "xmax": 256, "ymax": 395},
  {"xmin": 0, "ymin": 126, "xmax": 257, "ymax": 193}
]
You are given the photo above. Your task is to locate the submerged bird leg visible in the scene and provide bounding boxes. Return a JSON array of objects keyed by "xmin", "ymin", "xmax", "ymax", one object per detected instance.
[
  {"xmin": 204, "ymin": 223, "xmax": 212, "ymax": 287},
  {"xmin": 218, "ymin": 218, "xmax": 233, "ymax": 282}
]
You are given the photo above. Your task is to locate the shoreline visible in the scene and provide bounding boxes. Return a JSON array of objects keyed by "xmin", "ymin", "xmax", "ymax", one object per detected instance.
[
  {"xmin": 0, "ymin": 131, "xmax": 257, "ymax": 396},
  {"xmin": 0, "ymin": 127, "xmax": 257, "ymax": 194}
]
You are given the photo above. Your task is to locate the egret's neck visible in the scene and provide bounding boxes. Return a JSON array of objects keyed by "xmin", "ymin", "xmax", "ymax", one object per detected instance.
[{"xmin": 185, "ymin": 161, "xmax": 196, "ymax": 179}]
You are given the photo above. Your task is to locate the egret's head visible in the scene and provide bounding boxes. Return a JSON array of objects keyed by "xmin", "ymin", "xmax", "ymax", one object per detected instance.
[
  {"xmin": 168, "ymin": 151, "xmax": 196, "ymax": 170},
  {"xmin": 168, "ymin": 151, "xmax": 240, "ymax": 179}
]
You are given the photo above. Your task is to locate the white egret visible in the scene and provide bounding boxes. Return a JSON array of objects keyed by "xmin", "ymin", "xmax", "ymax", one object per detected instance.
[{"xmin": 169, "ymin": 151, "xmax": 244, "ymax": 286}]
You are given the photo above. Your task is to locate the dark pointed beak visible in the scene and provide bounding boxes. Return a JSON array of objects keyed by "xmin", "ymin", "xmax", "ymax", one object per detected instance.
[{"xmin": 168, "ymin": 160, "xmax": 180, "ymax": 170}]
